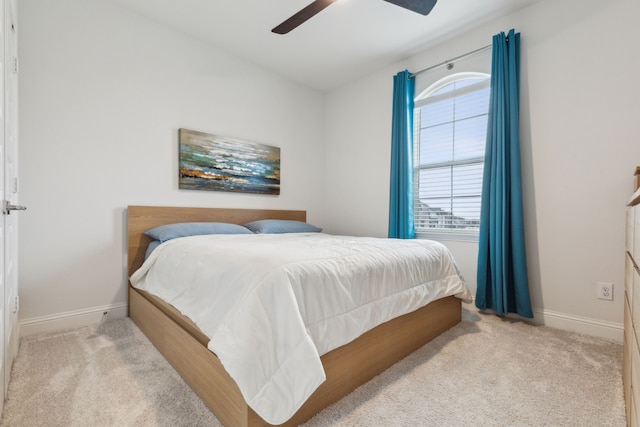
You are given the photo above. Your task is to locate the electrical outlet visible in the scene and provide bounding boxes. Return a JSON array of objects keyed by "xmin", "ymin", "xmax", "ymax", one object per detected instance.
[{"xmin": 597, "ymin": 282, "xmax": 614, "ymax": 301}]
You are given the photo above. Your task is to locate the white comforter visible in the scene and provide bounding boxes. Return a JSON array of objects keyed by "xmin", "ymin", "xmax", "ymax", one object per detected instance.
[{"xmin": 130, "ymin": 233, "xmax": 471, "ymax": 424}]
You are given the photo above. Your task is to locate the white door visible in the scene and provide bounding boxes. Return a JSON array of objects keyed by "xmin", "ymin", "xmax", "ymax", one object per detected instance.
[
  {"xmin": 0, "ymin": 0, "xmax": 6, "ymax": 412},
  {"xmin": 1, "ymin": 0, "xmax": 20, "ymax": 409}
]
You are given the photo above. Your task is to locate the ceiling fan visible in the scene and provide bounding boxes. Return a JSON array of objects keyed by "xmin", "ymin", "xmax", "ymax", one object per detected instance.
[{"xmin": 272, "ymin": 0, "xmax": 438, "ymax": 34}]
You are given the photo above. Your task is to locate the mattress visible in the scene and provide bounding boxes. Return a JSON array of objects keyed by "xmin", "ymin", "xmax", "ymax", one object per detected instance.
[{"xmin": 130, "ymin": 233, "xmax": 471, "ymax": 424}]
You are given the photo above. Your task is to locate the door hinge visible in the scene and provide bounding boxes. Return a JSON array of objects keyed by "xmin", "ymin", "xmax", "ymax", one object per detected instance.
[{"xmin": 13, "ymin": 57, "xmax": 18, "ymax": 74}]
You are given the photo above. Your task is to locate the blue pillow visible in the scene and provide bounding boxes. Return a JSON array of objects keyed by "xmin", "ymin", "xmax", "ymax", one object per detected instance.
[
  {"xmin": 144, "ymin": 222, "xmax": 252, "ymax": 242},
  {"xmin": 244, "ymin": 219, "xmax": 322, "ymax": 234},
  {"xmin": 145, "ymin": 240, "xmax": 162, "ymax": 259}
]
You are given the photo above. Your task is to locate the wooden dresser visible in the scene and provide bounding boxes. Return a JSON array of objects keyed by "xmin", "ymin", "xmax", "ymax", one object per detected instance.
[{"xmin": 624, "ymin": 172, "xmax": 640, "ymax": 425}]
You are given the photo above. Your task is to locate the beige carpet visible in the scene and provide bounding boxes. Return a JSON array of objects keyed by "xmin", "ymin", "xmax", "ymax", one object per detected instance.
[{"xmin": 1, "ymin": 309, "xmax": 626, "ymax": 426}]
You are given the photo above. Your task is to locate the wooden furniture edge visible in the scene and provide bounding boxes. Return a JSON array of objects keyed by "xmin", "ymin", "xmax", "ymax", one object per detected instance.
[{"xmin": 126, "ymin": 205, "xmax": 462, "ymax": 426}]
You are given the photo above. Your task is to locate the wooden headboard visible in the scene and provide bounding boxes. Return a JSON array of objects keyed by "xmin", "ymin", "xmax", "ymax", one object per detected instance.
[{"xmin": 127, "ymin": 205, "xmax": 306, "ymax": 277}]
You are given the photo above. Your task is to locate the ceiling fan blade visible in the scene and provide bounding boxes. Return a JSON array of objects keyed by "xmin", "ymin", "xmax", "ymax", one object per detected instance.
[
  {"xmin": 272, "ymin": 0, "xmax": 337, "ymax": 35},
  {"xmin": 383, "ymin": 0, "xmax": 437, "ymax": 15}
]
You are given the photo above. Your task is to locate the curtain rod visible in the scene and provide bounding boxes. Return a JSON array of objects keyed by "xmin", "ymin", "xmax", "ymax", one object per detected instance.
[{"xmin": 409, "ymin": 43, "xmax": 492, "ymax": 79}]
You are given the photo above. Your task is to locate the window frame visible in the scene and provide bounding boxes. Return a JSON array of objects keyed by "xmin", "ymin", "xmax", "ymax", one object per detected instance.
[{"xmin": 413, "ymin": 71, "xmax": 491, "ymax": 242}]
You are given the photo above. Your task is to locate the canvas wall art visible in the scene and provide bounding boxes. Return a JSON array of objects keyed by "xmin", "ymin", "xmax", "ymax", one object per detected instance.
[{"xmin": 179, "ymin": 128, "xmax": 280, "ymax": 195}]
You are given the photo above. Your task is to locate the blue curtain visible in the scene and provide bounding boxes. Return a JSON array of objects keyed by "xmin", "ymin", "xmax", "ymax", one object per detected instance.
[
  {"xmin": 388, "ymin": 70, "xmax": 415, "ymax": 239},
  {"xmin": 476, "ymin": 29, "xmax": 533, "ymax": 318}
]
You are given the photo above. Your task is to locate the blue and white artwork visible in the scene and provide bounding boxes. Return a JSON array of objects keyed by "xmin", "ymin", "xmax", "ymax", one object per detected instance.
[{"xmin": 179, "ymin": 128, "xmax": 280, "ymax": 195}]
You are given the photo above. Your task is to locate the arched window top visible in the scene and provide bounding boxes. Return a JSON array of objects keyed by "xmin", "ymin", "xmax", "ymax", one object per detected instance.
[{"xmin": 415, "ymin": 72, "xmax": 490, "ymax": 104}]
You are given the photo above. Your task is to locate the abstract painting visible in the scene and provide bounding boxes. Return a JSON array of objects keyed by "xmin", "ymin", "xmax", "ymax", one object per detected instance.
[{"xmin": 179, "ymin": 128, "xmax": 280, "ymax": 195}]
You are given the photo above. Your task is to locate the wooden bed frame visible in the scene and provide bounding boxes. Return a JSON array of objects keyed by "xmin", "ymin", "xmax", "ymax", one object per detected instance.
[{"xmin": 127, "ymin": 205, "xmax": 462, "ymax": 426}]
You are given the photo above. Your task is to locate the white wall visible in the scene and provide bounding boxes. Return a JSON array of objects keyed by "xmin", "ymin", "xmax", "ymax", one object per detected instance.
[
  {"xmin": 18, "ymin": 0, "xmax": 326, "ymax": 333},
  {"xmin": 324, "ymin": 0, "xmax": 640, "ymax": 340}
]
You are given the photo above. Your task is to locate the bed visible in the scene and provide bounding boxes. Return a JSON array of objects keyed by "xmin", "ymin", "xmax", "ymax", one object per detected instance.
[{"xmin": 127, "ymin": 205, "xmax": 470, "ymax": 426}]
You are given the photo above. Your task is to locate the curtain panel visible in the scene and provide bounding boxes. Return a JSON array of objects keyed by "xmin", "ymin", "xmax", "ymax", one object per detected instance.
[
  {"xmin": 476, "ymin": 29, "xmax": 533, "ymax": 318},
  {"xmin": 388, "ymin": 70, "xmax": 415, "ymax": 239}
]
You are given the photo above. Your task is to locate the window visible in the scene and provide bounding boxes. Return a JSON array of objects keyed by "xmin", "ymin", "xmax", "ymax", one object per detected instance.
[{"xmin": 413, "ymin": 72, "xmax": 490, "ymax": 240}]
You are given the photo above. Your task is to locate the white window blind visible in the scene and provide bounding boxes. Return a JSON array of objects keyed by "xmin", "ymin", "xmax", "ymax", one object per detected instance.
[{"xmin": 413, "ymin": 74, "xmax": 490, "ymax": 239}]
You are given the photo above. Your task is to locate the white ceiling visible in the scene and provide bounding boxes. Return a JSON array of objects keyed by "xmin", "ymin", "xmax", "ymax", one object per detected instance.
[{"xmin": 108, "ymin": 0, "xmax": 542, "ymax": 92}]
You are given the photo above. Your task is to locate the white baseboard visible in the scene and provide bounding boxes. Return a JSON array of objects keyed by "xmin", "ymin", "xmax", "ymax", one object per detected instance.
[
  {"xmin": 19, "ymin": 302, "xmax": 128, "ymax": 337},
  {"xmin": 20, "ymin": 300, "xmax": 624, "ymax": 343},
  {"xmin": 531, "ymin": 307, "xmax": 623, "ymax": 343},
  {"xmin": 464, "ymin": 301, "xmax": 623, "ymax": 343}
]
